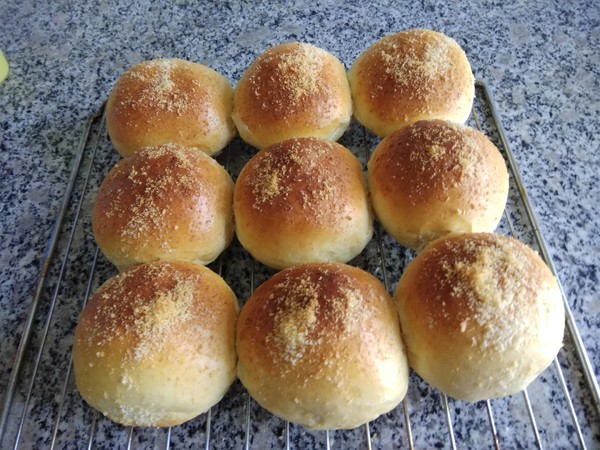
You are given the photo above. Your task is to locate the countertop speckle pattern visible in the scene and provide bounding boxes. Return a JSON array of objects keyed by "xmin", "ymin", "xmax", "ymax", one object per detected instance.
[{"xmin": 0, "ymin": 1, "xmax": 598, "ymax": 448}]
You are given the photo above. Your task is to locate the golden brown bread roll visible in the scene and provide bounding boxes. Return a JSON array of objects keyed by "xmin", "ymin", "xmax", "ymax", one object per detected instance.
[
  {"xmin": 233, "ymin": 137, "xmax": 373, "ymax": 269},
  {"xmin": 73, "ymin": 260, "xmax": 239, "ymax": 427},
  {"xmin": 367, "ymin": 120, "xmax": 509, "ymax": 250},
  {"xmin": 106, "ymin": 58, "xmax": 235, "ymax": 157},
  {"xmin": 236, "ymin": 262, "xmax": 409, "ymax": 430},
  {"xmin": 92, "ymin": 143, "xmax": 234, "ymax": 271},
  {"xmin": 394, "ymin": 232, "xmax": 565, "ymax": 402},
  {"xmin": 348, "ymin": 29, "xmax": 475, "ymax": 137},
  {"xmin": 232, "ymin": 42, "xmax": 352, "ymax": 149}
]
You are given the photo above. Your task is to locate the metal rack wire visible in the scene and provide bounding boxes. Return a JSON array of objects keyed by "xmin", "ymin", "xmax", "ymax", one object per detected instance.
[{"xmin": 1, "ymin": 81, "xmax": 598, "ymax": 449}]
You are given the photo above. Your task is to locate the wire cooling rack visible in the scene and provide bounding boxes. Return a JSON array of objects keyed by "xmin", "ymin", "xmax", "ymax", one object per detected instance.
[{"xmin": 1, "ymin": 81, "xmax": 599, "ymax": 449}]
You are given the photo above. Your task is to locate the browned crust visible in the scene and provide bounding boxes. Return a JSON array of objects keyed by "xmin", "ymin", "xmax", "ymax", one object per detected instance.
[
  {"xmin": 232, "ymin": 42, "xmax": 352, "ymax": 148},
  {"xmin": 348, "ymin": 29, "xmax": 474, "ymax": 137},
  {"xmin": 233, "ymin": 137, "xmax": 372, "ymax": 268},
  {"xmin": 235, "ymin": 137, "xmax": 364, "ymax": 227},
  {"xmin": 367, "ymin": 120, "xmax": 509, "ymax": 249},
  {"xmin": 236, "ymin": 262, "xmax": 407, "ymax": 421},
  {"xmin": 105, "ymin": 58, "xmax": 235, "ymax": 156},
  {"xmin": 73, "ymin": 260, "xmax": 239, "ymax": 426},
  {"xmin": 76, "ymin": 260, "xmax": 237, "ymax": 358},
  {"xmin": 394, "ymin": 232, "xmax": 564, "ymax": 401},
  {"xmin": 237, "ymin": 262, "xmax": 397, "ymax": 371},
  {"xmin": 92, "ymin": 143, "xmax": 234, "ymax": 270}
]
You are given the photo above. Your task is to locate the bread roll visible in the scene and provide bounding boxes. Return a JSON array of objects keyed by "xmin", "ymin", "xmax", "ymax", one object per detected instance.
[
  {"xmin": 348, "ymin": 29, "xmax": 474, "ymax": 137},
  {"xmin": 367, "ymin": 120, "xmax": 509, "ymax": 250},
  {"xmin": 394, "ymin": 233, "xmax": 565, "ymax": 402},
  {"xmin": 92, "ymin": 143, "xmax": 234, "ymax": 271},
  {"xmin": 73, "ymin": 260, "xmax": 239, "ymax": 427},
  {"xmin": 232, "ymin": 42, "xmax": 352, "ymax": 149},
  {"xmin": 233, "ymin": 137, "xmax": 373, "ymax": 269},
  {"xmin": 237, "ymin": 262, "xmax": 409, "ymax": 430},
  {"xmin": 106, "ymin": 58, "xmax": 235, "ymax": 157}
]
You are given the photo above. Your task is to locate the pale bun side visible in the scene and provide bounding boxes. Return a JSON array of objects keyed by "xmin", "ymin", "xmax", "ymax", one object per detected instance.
[
  {"xmin": 73, "ymin": 260, "xmax": 239, "ymax": 427},
  {"xmin": 232, "ymin": 42, "xmax": 352, "ymax": 149},
  {"xmin": 348, "ymin": 28, "xmax": 474, "ymax": 137},
  {"xmin": 394, "ymin": 232, "xmax": 565, "ymax": 402},
  {"xmin": 368, "ymin": 120, "xmax": 509, "ymax": 250},
  {"xmin": 106, "ymin": 58, "xmax": 235, "ymax": 157},
  {"xmin": 236, "ymin": 262, "xmax": 409, "ymax": 430},
  {"xmin": 233, "ymin": 137, "xmax": 373, "ymax": 270},
  {"xmin": 92, "ymin": 143, "xmax": 234, "ymax": 271}
]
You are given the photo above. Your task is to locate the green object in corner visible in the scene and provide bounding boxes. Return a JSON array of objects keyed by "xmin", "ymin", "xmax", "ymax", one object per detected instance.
[{"xmin": 0, "ymin": 50, "xmax": 9, "ymax": 83}]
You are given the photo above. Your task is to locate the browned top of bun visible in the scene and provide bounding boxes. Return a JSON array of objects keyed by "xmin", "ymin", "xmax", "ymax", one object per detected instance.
[
  {"xmin": 369, "ymin": 120, "xmax": 507, "ymax": 213},
  {"xmin": 238, "ymin": 262, "xmax": 397, "ymax": 372},
  {"xmin": 106, "ymin": 58, "xmax": 234, "ymax": 156},
  {"xmin": 236, "ymin": 261, "xmax": 407, "ymax": 429},
  {"xmin": 77, "ymin": 260, "xmax": 237, "ymax": 366},
  {"xmin": 394, "ymin": 232, "xmax": 564, "ymax": 401},
  {"xmin": 232, "ymin": 42, "xmax": 352, "ymax": 148},
  {"xmin": 349, "ymin": 29, "xmax": 474, "ymax": 136},
  {"xmin": 235, "ymin": 137, "xmax": 365, "ymax": 228},
  {"xmin": 92, "ymin": 143, "xmax": 233, "ymax": 269},
  {"xmin": 73, "ymin": 260, "xmax": 238, "ymax": 426},
  {"xmin": 397, "ymin": 233, "xmax": 561, "ymax": 353}
]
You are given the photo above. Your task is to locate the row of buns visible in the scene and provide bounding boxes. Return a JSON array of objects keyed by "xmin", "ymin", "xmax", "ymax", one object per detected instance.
[
  {"xmin": 105, "ymin": 28, "xmax": 474, "ymax": 156},
  {"xmin": 92, "ymin": 121, "xmax": 509, "ymax": 272},
  {"xmin": 73, "ymin": 28, "xmax": 565, "ymax": 431},
  {"xmin": 73, "ymin": 232, "xmax": 565, "ymax": 429}
]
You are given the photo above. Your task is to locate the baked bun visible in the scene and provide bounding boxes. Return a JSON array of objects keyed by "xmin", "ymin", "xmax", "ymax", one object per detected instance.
[
  {"xmin": 73, "ymin": 260, "xmax": 239, "ymax": 426},
  {"xmin": 394, "ymin": 233, "xmax": 565, "ymax": 402},
  {"xmin": 348, "ymin": 29, "xmax": 474, "ymax": 137},
  {"xmin": 367, "ymin": 120, "xmax": 509, "ymax": 250},
  {"xmin": 106, "ymin": 58, "xmax": 235, "ymax": 157},
  {"xmin": 92, "ymin": 143, "xmax": 234, "ymax": 271},
  {"xmin": 233, "ymin": 137, "xmax": 373, "ymax": 269},
  {"xmin": 232, "ymin": 42, "xmax": 352, "ymax": 149},
  {"xmin": 237, "ymin": 262, "xmax": 409, "ymax": 430}
]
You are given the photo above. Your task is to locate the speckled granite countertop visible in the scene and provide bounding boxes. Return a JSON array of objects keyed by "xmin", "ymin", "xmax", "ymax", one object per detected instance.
[{"xmin": 0, "ymin": 1, "xmax": 598, "ymax": 448}]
